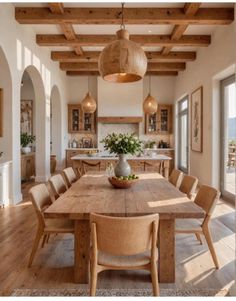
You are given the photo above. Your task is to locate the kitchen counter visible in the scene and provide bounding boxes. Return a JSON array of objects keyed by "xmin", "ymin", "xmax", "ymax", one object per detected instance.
[
  {"xmin": 71, "ymin": 154, "xmax": 171, "ymax": 161},
  {"xmin": 66, "ymin": 148, "xmax": 98, "ymax": 151}
]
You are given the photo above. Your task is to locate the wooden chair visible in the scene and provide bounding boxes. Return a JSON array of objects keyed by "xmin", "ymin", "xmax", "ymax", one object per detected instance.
[
  {"xmin": 90, "ymin": 213, "xmax": 160, "ymax": 296},
  {"xmin": 143, "ymin": 161, "xmax": 162, "ymax": 174},
  {"xmin": 62, "ymin": 167, "xmax": 78, "ymax": 188},
  {"xmin": 175, "ymin": 185, "xmax": 220, "ymax": 269},
  {"xmin": 169, "ymin": 169, "xmax": 183, "ymax": 188},
  {"xmin": 28, "ymin": 184, "xmax": 74, "ymax": 267},
  {"xmin": 49, "ymin": 174, "xmax": 68, "ymax": 200},
  {"xmin": 179, "ymin": 174, "xmax": 198, "ymax": 199},
  {"xmin": 81, "ymin": 160, "xmax": 101, "ymax": 174}
]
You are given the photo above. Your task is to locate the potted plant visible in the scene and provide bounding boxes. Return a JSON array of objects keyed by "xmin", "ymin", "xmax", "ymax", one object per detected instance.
[
  {"xmin": 101, "ymin": 133, "xmax": 142, "ymax": 177},
  {"xmin": 21, "ymin": 132, "xmax": 35, "ymax": 154}
]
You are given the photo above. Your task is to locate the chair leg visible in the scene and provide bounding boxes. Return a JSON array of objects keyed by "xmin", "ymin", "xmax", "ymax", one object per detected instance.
[
  {"xmin": 195, "ymin": 233, "xmax": 203, "ymax": 245},
  {"xmin": 28, "ymin": 228, "xmax": 43, "ymax": 267},
  {"xmin": 202, "ymin": 226, "xmax": 219, "ymax": 269},
  {"xmin": 90, "ymin": 262, "xmax": 98, "ymax": 296},
  {"xmin": 46, "ymin": 234, "xmax": 50, "ymax": 243},
  {"xmin": 41, "ymin": 234, "xmax": 47, "ymax": 248},
  {"xmin": 150, "ymin": 262, "xmax": 160, "ymax": 296}
]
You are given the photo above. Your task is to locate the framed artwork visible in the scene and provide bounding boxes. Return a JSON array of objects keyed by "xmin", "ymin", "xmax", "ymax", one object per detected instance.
[
  {"xmin": 191, "ymin": 86, "xmax": 203, "ymax": 152},
  {"xmin": 21, "ymin": 100, "xmax": 33, "ymax": 135},
  {"xmin": 0, "ymin": 89, "xmax": 3, "ymax": 137}
]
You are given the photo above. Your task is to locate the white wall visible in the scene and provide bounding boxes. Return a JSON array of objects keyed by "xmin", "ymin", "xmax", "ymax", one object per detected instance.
[
  {"xmin": 0, "ymin": 3, "xmax": 69, "ymax": 204},
  {"xmin": 174, "ymin": 16, "xmax": 236, "ymax": 187}
]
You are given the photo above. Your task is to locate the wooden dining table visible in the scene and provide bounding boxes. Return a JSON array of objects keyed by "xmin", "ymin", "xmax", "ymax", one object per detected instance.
[{"xmin": 44, "ymin": 172, "xmax": 205, "ymax": 284}]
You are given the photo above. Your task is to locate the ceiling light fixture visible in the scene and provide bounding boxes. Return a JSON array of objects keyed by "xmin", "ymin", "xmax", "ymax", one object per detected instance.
[
  {"xmin": 143, "ymin": 76, "xmax": 158, "ymax": 115},
  {"xmin": 98, "ymin": 3, "xmax": 147, "ymax": 83},
  {"xmin": 81, "ymin": 76, "xmax": 97, "ymax": 114}
]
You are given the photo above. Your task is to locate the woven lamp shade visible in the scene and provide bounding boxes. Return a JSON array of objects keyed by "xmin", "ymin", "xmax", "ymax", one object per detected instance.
[
  {"xmin": 98, "ymin": 29, "xmax": 147, "ymax": 83},
  {"xmin": 81, "ymin": 92, "xmax": 97, "ymax": 114},
  {"xmin": 143, "ymin": 93, "xmax": 158, "ymax": 115}
]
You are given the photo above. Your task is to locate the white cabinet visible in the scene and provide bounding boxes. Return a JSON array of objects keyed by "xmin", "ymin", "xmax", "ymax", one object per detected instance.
[{"xmin": 0, "ymin": 161, "xmax": 11, "ymax": 208}]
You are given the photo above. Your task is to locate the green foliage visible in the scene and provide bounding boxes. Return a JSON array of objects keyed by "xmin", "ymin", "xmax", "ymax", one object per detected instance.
[
  {"xmin": 101, "ymin": 133, "xmax": 142, "ymax": 155},
  {"xmin": 21, "ymin": 133, "xmax": 35, "ymax": 147},
  {"xmin": 144, "ymin": 140, "xmax": 156, "ymax": 149}
]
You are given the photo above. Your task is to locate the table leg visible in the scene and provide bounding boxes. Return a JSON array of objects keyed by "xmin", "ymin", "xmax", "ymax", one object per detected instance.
[
  {"xmin": 74, "ymin": 219, "xmax": 90, "ymax": 284},
  {"xmin": 158, "ymin": 218, "xmax": 175, "ymax": 283},
  {"xmin": 163, "ymin": 160, "xmax": 170, "ymax": 178}
]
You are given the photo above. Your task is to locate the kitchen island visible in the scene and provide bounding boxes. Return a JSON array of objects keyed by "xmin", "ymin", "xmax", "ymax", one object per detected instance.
[{"xmin": 71, "ymin": 154, "xmax": 172, "ymax": 178}]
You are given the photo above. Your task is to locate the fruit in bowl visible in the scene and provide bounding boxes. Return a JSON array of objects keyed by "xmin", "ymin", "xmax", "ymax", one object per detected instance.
[{"xmin": 108, "ymin": 174, "xmax": 139, "ymax": 189}]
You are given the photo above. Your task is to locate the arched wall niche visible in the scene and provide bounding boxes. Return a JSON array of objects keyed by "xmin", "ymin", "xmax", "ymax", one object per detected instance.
[
  {"xmin": 20, "ymin": 65, "xmax": 50, "ymax": 182},
  {"xmin": 50, "ymin": 85, "xmax": 62, "ymax": 170}
]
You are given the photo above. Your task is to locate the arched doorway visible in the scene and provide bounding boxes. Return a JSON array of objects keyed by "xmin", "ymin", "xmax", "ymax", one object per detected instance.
[
  {"xmin": 50, "ymin": 85, "xmax": 62, "ymax": 171},
  {"xmin": 20, "ymin": 66, "xmax": 50, "ymax": 182},
  {"xmin": 0, "ymin": 47, "xmax": 13, "ymax": 205}
]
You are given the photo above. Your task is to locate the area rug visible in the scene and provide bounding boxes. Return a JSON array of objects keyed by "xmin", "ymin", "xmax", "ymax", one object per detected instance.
[{"xmin": 12, "ymin": 288, "xmax": 228, "ymax": 296}]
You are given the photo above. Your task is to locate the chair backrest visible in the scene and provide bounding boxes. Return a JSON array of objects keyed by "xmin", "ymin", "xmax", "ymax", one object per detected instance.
[
  {"xmin": 169, "ymin": 169, "xmax": 183, "ymax": 188},
  {"xmin": 179, "ymin": 174, "xmax": 198, "ymax": 198},
  {"xmin": 82, "ymin": 161, "xmax": 101, "ymax": 173},
  {"xmin": 63, "ymin": 167, "xmax": 77, "ymax": 187},
  {"xmin": 49, "ymin": 174, "xmax": 67, "ymax": 199},
  {"xmin": 194, "ymin": 185, "xmax": 220, "ymax": 215},
  {"xmin": 90, "ymin": 213, "xmax": 159, "ymax": 256},
  {"xmin": 29, "ymin": 183, "xmax": 52, "ymax": 227}
]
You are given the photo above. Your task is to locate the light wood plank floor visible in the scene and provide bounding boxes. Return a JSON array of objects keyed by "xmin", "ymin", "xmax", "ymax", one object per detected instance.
[{"xmin": 0, "ymin": 181, "xmax": 235, "ymax": 296}]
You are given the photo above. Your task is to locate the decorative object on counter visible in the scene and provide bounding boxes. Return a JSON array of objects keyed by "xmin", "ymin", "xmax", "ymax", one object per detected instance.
[
  {"xmin": 144, "ymin": 140, "xmax": 156, "ymax": 149},
  {"xmin": 0, "ymin": 151, "xmax": 3, "ymax": 158},
  {"xmin": 158, "ymin": 140, "xmax": 168, "ymax": 148},
  {"xmin": 87, "ymin": 150, "xmax": 98, "ymax": 157},
  {"xmin": 71, "ymin": 139, "xmax": 78, "ymax": 148},
  {"xmin": 101, "ymin": 133, "xmax": 142, "ymax": 177},
  {"xmin": 20, "ymin": 132, "xmax": 35, "ymax": 154},
  {"xmin": 81, "ymin": 76, "xmax": 97, "ymax": 114},
  {"xmin": 50, "ymin": 155, "xmax": 57, "ymax": 174},
  {"xmin": 98, "ymin": 3, "xmax": 147, "ymax": 83},
  {"xmin": 82, "ymin": 137, "xmax": 93, "ymax": 148},
  {"xmin": 108, "ymin": 175, "xmax": 139, "ymax": 189},
  {"xmin": 191, "ymin": 86, "xmax": 203, "ymax": 152},
  {"xmin": 143, "ymin": 76, "xmax": 158, "ymax": 114}
]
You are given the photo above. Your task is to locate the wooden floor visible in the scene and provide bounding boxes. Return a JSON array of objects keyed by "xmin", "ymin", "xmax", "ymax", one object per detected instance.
[{"xmin": 0, "ymin": 180, "xmax": 235, "ymax": 296}]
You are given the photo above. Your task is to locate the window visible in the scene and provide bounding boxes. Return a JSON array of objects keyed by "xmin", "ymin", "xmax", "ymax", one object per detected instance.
[
  {"xmin": 220, "ymin": 75, "xmax": 236, "ymax": 202},
  {"xmin": 177, "ymin": 97, "xmax": 189, "ymax": 173}
]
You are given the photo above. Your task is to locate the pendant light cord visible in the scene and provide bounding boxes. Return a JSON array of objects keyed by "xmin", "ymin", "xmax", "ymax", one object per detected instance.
[
  {"xmin": 149, "ymin": 75, "xmax": 151, "ymax": 95},
  {"xmin": 121, "ymin": 3, "xmax": 125, "ymax": 29}
]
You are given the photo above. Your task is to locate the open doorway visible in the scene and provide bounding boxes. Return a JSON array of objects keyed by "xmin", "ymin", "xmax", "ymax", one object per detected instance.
[{"xmin": 220, "ymin": 74, "xmax": 236, "ymax": 203}]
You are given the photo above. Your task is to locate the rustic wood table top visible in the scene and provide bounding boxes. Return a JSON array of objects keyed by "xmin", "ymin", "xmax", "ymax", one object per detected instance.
[{"xmin": 45, "ymin": 172, "xmax": 205, "ymax": 220}]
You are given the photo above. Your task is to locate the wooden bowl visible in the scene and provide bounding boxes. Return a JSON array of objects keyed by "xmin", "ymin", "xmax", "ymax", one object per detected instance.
[{"xmin": 108, "ymin": 177, "xmax": 139, "ymax": 189}]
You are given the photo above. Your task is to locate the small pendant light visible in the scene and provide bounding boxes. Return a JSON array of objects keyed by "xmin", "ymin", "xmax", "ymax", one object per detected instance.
[
  {"xmin": 143, "ymin": 76, "xmax": 158, "ymax": 114},
  {"xmin": 98, "ymin": 3, "xmax": 147, "ymax": 83},
  {"xmin": 81, "ymin": 76, "xmax": 97, "ymax": 114}
]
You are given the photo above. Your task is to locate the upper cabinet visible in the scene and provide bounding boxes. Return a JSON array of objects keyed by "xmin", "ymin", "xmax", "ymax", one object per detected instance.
[
  {"xmin": 68, "ymin": 104, "xmax": 96, "ymax": 134},
  {"xmin": 145, "ymin": 104, "xmax": 172, "ymax": 135}
]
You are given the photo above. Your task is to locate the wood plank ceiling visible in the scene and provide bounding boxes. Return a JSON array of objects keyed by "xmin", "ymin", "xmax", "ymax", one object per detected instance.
[{"xmin": 15, "ymin": 3, "xmax": 234, "ymax": 77}]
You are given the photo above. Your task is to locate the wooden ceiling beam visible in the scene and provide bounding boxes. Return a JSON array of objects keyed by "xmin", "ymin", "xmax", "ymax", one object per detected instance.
[
  {"xmin": 51, "ymin": 50, "xmax": 196, "ymax": 62},
  {"xmin": 60, "ymin": 62, "xmax": 185, "ymax": 72},
  {"xmin": 15, "ymin": 7, "xmax": 234, "ymax": 25},
  {"xmin": 48, "ymin": 3, "xmax": 83, "ymax": 55},
  {"xmin": 37, "ymin": 34, "xmax": 210, "ymax": 47},
  {"xmin": 66, "ymin": 71, "xmax": 179, "ymax": 76},
  {"xmin": 162, "ymin": 3, "xmax": 201, "ymax": 55}
]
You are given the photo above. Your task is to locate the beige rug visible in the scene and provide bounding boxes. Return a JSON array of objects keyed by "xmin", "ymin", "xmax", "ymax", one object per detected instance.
[{"xmin": 12, "ymin": 288, "xmax": 228, "ymax": 297}]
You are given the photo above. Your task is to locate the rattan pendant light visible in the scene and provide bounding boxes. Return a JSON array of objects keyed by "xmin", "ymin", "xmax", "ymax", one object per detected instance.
[
  {"xmin": 98, "ymin": 3, "xmax": 147, "ymax": 83},
  {"xmin": 81, "ymin": 76, "xmax": 97, "ymax": 114},
  {"xmin": 143, "ymin": 76, "xmax": 158, "ymax": 114}
]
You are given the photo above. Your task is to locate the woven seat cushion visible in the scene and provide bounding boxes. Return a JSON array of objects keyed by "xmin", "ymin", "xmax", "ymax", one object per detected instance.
[
  {"xmin": 97, "ymin": 248, "xmax": 158, "ymax": 268},
  {"xmin": 45, "ymin": 218, "xmax": 74, "ymax": 232},
  {"xmin": 175, "ymin": 218, "xmax": 204, "ymax": 231}
]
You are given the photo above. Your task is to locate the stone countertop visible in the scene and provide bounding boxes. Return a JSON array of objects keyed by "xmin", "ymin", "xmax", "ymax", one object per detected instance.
[
  {"xmin": 71, "ymin": 154, "xmax": 172, "ymax": 161},
  {"xmin": 66, "ymin": 148, "xmax": 98, "ymax": 151}
]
